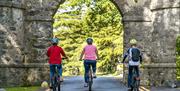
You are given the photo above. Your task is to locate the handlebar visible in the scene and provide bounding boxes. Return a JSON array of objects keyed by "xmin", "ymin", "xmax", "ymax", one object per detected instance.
[{"xmin": 62, "ymin": 57, "xmax": 68, "ymax": 60}]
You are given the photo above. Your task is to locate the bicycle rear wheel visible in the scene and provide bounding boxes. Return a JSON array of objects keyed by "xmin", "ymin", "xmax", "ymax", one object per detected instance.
[
  {"xmin": 132, "ymin": 79, "xmax": 139, "ymax": 91},
  {"xmin": 53, "ymin": 77, "xmax": 57, "ymax": 91},
  {"xmin": 88, "ymin": 78, "xmax": 92, "ymax": 91},
  {"xmin": 57, "ymin": 81, "xmax": 61, "ymax": 91},
  {"xmin": 88, "ymin": 70, "xmax": 93, "ymax": 91},
  {"xmin": 57, "ymin": 76, "xmax": 61, "ymax": 91}
]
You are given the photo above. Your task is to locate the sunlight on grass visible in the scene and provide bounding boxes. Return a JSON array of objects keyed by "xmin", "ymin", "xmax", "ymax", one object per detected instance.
[{"xmin": 5, "ymin": 86, "xmax": 40, "ymax": 91}]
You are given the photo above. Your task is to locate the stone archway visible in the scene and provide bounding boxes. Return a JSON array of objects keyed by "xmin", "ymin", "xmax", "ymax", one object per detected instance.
[{"xmin": 0, "ymin": 0, "xmax": 179, "ymax": 87}]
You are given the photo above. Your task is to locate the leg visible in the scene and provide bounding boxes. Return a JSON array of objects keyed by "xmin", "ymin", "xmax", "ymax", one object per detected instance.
[
  {"xmin": 50, "ymin": 65, "xmax": 55, "ymax": 85},
  {"xmin": 57, "ymin": 64, "xmax": 63, "ymax": 81},
  {"xmin": 84, "ymin": 60, "xmax": 90, "ymax": 83},
  {"xmin": 128, "ymin": 66, "xmax": 133, "ymax": 88},
  {"xmin": 135, "ymin": 66, "xmax": 140, "ymax": 81},
  {"xmin": 135, "ymin": 66, "xmax": 139, "ymax": 77},
  {"xmin": 91, "ymin": 61, "xmax": 97, "ymax": 78},
  {"xmin": 91, "ymin": 61, "xmax": 97, "ymax": 73},
  {"xmin": 57, "ymin": 64, "xmax": 63, "ymax": 77}
]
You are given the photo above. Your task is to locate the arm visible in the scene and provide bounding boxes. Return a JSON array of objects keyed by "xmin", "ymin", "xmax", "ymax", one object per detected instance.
[
  {"xmin": 139, "ymin": 52, "xmax": 142, "ymax": 64},
  {"xmin": 122, "ymin": 54, "xmax": 127, "ymax": 63},
  {"xmin": 122, "ymin": 49, "xmax": 130, "ymax": 63},
  {"xmin": 80, "ymin": 48, "xmax": 85, "ymax": 60},
  {"xmin": 60, "ymin": 48, "xmax": 67, "ymax": 58},
  {"xmin": 95, "ymin": 48, "xmax": 99, "ymax": 60}
]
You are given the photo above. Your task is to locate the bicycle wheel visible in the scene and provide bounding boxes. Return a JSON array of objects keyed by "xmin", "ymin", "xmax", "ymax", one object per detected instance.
[
  {"xmin": 57, "ymin": 77, "xmax": 61, "ymax": 91},
  {"xmin": 134, "ymin": 80, "xmax": 140, "ymax": 91},
  {"xmin": 53, "ymin": 77, "xmax": 57, "ymax": 91},
  {"xmin": 57, "ymin": 81, "xmax": 61, "ymax": 91},
  {"xmin": 88, "ymin": 70, "xmax": 93, "ymax": 91},
  {"xmin": 88, "ymin": 77, "xmax": 93, "ymax": 91}
]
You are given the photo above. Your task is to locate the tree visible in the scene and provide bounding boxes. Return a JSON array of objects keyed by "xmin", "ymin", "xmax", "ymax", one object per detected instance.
[
  {"xmin": 176, "ymin": 35, "xmax": 180, "ymax": 80},
  {"xmin": 176, "ymin": 36, "xmax": 180, "ymax": 55},
  {"xmin": 53, "ymin": 0, "xmax": 123, "ymax": 75}
]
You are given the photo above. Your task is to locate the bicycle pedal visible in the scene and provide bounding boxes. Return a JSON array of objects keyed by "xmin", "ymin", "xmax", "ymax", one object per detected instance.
[
  {"xmin": 84, "ymin": 84, "xmax": 88, "ymax": 87},
  {"xmin": 92, "ymin": 75, "xmax": 97, "ymax": 78}
]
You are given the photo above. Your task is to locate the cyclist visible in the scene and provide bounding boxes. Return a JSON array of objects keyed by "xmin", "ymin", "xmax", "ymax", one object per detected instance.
[
  {"xmin": 122, "ymin": 39, "xmax": 142, "ymax": 90},
  {"xmin": 47, "ymin": 37, "xmax": 67, "ymax": 87},
  {"xmin": 80, "ymin": 38, "xmax": 99, "ymax": 87}
]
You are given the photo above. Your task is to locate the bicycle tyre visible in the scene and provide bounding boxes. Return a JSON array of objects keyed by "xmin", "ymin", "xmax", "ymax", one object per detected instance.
[
  {"xmin": 57, "ymin": 81, "xmax": 61, "ymax": 91},
  {"xmin": 135, "ymin": 80, "xmax": 140, "ymax": 91},
  {"xmin": 88, "ymin": 70, "xmax": 93, "ymax": 91},
  {"xmin": 88, "ymin": 79, "xmax": 92, "ymax": 91},
  {"xmin": 53, "ymin": 77, "xmax": 57, "ymax": 91},
  {"xmin": 53, "ymin": 84, "xmax": 56, "ymax": 91},
  {"xmin": 132, "ymin": 80, "xmax": 139, "ymax": 91}
]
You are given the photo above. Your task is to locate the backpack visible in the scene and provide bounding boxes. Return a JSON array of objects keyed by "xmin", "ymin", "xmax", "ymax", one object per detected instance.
[{"xmin": 130, "ymin": 48, "xmax": 140, "ymax": 62}]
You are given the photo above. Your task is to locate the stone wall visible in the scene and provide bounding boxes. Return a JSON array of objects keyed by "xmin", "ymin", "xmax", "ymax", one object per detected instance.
[
  {"xmin": 24, "ymin": 0, "xmax": 63, "ymax": 63},
  {"xmin": 0, "ymin": 0, "xmax": 25, "ymax": 64},
  {"xmin": 0, "ymin": 0, "xmax": 26, "ymax": 86},
  {"xmin": 0, "ymin": 0, "xmax": 179, "ymax": 87},
  {"xmin": 0, "ymin": 63, "xmax": 49, "ymax": 87},
  {"xmin": 113, "ymin": 0, "xmax": 153, "ymax": 86},
  {"xmin": 0, "ymin": 0, "xmax": 64, "ymax": 87},
  {"xmin": 114, "ymin": 0, "xmax": 180, "ymax": 86},
  {"xmin": 148, "ymin": 0, "xmax": 180, "ymax": 86}
]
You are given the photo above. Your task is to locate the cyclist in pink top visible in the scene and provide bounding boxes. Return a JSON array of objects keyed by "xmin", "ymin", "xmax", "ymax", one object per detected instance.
[{"xmin": 80, "ymin": 38, "xmax": 99, "ymax": 87}]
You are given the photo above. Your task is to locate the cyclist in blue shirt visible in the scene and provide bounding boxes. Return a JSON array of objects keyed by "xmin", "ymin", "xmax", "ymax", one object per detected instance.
[{"xmin": 122, "ymin": 39, "xmax": 142, "ymax": 90}]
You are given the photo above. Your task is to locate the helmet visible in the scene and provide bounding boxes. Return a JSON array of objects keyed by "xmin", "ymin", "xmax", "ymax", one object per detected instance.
[
  {"xmin": 86, "ymin": 38, "xmax": 93, "ymax": 44},
  {"xmin": 130, "ymin": 39, "xmax": 137, "ymax": 45},
  {"xmin": 51, "ymin": 38, "xmax": 59, "ymax": 44}
]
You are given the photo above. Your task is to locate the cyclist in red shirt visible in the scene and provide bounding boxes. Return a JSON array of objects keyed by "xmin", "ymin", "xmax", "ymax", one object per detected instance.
[{"xmin": 47, "ymin": 38, "xmax": 67, "ymax": 87}]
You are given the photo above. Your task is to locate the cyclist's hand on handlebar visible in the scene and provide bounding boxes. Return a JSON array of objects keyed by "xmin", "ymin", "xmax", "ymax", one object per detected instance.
[
  {"xmin": 79, "ymin": 58, "xmax": 83, "ymax": 61},
  {"xmin": 118, "ymin": 61, "xmax": 124, "ymax": 64},
  {"xmin": 62, "ymin": 56, "xmax": 68, "ymax": 60},
  {"xmin": 96, "ymin": 57, "xmax": 101, "ymax": 61}
]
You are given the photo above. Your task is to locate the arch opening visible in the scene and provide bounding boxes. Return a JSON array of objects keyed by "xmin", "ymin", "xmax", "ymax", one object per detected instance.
[{"xmin": 53, "ymin": 0, "xmax": 124, "ymax": 76}]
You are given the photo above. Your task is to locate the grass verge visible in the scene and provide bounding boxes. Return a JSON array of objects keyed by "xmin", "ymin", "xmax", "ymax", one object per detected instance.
[{"xmin": 5, "ymin": 86, "xmax": 40, "ymax": 91}]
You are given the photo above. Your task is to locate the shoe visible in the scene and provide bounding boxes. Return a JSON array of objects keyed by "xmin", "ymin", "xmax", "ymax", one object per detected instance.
[
  {"xmin": 49, "ymin": 83, "xmax": 53, "ymax": 89},
  {"xmin": 92, "ymin": 73, "xmax": 97, "ymax": 78},
  {"xmin": 60, "ymin": 77, "xmax": 64, "ymax": 82},
  {"xmin": 84, "ymin": 83, "xmax": 88, "ymax": 87},
  {"xmin": 127, "ymin": 87, "xmax": 131, "ymax": 91}
]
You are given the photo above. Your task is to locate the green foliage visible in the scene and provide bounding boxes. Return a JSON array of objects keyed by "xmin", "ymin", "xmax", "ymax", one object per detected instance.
[
  {"xmin": 176, "ymin": 35, "xmax": 180, "ymax": 55},
  {"xmin": 53, "ymin": 0, "xmax": 123, "ymax": 75},
  {"xmin": 176, "ymin": 35, "xmax": 180, "ymax": 80},
  {"xmin": 176, "ymin": 56, "xmax": 180, "ymax": 80}
]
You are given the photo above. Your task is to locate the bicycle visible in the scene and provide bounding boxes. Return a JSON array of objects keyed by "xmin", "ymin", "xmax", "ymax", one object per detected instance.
[
  {"xmin": 130, "ymin": 66, "xmax": 140, "ymax": 91},
  {"xmin": 122, "ymin": 62, "xmax": 140, "ymax": 91},
  {"xmin": 51, "ymin": 65, "xmax": 61, "ymax": 91}
]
